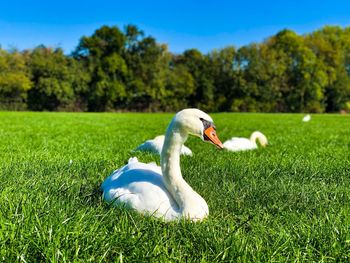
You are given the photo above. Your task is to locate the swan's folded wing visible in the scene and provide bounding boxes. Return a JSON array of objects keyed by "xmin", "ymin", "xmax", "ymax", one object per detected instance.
[
  {"xmin": 223, "ymin": 137, "xmax": 255, "ymax": 151},
  {"xmin": 134, "ymin": 137, "xmax": 163, "ymax": 154},
  {"xmin": 101, "ymin": 157, "xmax": 162, "ymax": 190},
  {"xmin": 181, "ymin": 145, "xmax": 193, "ymax": 156}
]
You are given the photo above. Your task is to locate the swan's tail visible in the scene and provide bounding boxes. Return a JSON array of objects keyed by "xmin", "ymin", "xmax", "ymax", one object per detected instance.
[{"xmin": 250, "ymin": 131, "xmax": 268, "ymax": 147}]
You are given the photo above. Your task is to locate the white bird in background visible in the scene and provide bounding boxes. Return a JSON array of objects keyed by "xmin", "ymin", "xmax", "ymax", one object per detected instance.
[
  {"xmin": 302, "ymin": 114, "xmax": 311, "ymax": 122},
  {"xmin": 101, "ymin": 109, "xmax": 224, "ymax": 221},
  {"xmin": 223, "ymin": 131, "xmax": 268, "ymax": 152},
  {"xmin": 135, "ymin": 135, "xmax": 193, "ymax": 156}
]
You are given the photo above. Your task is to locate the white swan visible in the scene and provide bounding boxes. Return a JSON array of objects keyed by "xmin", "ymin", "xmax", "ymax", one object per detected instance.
[
  {"xmin": 101, "ymin": 109, "xmax": 223, "ymax": 221},
  {"xmin": 135, "ymin": 135, "xmax": 193, "ymax": 156},
  {"xmin": 302, "ymin": 114, "xmax": 311, "ymax": 122},
  {"xmin": 223, "ymin": 131, "xmax": 268, "ymax": 152}
]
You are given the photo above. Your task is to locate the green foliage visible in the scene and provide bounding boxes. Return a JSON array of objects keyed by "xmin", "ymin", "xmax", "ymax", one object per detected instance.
[
  {"xmin": 306, "ymin": 26, "xmax": 350, "ymax": 112},
  {"xmin": 26, "ymin": 46, "xmax": 88, "ymax": 111},
  {"xmin": 1, "ymin": 24, "xmax": 350, "ymax": 112},
  {"xmin": 209, "ymin": 47, "xmax": 237, "ymax": 111},
  {"xmin": 0, "ymin": 50, "xmax": 32, "ymax": 110},
  {"xmin": 175, "ymin": 49, "xmax": 215, "ymax": 111},
  {"xmin": 75, "ymin": 26, "xmax": 128, "ymax": 111},
  {"xmin": 164, "ymin": 64, "xmax": 195, "ymax": 110},
  {"xmin": 124, "ymin": 30, "xmax": 173, "ymax": 111},
  {"xmin": 0, "ymin": 112, "xmax": 349, "ymax": 261}
]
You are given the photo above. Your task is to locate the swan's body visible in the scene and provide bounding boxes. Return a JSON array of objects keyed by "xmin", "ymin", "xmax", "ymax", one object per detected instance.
[
  {"xmin": 223, "ymin": 131, "xmax": 268, "ymax": 152},
  {"xmin": 302, "ymin": 114, "xmax": 311, "ymax": 122},
  {"xmin": 102, "ymin": 157, "xmax": 181, "ymax": 220},
  {"xmin": 101, "ymin": 109, "xmax": 223, "ymax": 221},
  {"xmin": 135, "ymin": 135, "xmax": 193, "ymax": 156}
]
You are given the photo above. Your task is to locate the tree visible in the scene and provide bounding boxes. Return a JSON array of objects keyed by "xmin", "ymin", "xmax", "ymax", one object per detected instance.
[
  {"xmin": 175, "ymin": 49, "xmax": 215, "ymax": 111},
  {"xmin": 267, "ymin": 30, "xmax": 328, "ymax": 112},
  {"xmin": 74, "ymin": 25, "xmax": 128, "ymax": 111},
  {"xmin": 208, "ymin": 47, "xmax": 237, "ymax": 111},
  {"xmin": 0, "ymin": 49, "xmax": 32, "ymax": 110},
  {"xmin": 163, "ymin": 64, "xmax": 195, "ymax": 111},
  {"xmin": 26, "ymin": 46, "xmax": 84, "ymax": 111},
  {"xmin": 124, "ymin": 32, "xmax": 170, "ymax": 111},
  {"xmin": 306, "ymin": 26, "xmax": 350, "ymax": 112}
]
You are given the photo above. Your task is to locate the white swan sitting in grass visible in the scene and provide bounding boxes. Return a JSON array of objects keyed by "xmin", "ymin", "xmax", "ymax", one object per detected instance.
[
  {"xmin": 302, "ymin": 114, "xmax": 311, "ymax": 122},
  {"xmin": 135, "ymin": 135, "xmax": 193, "ymax": 156},
  {"xmin": 101, "ymin": 109, "xmax": 223, "ymax": 221},
  {"xmin": 223, "ymin": 131, "xmax": 268, "ymax": 152}
]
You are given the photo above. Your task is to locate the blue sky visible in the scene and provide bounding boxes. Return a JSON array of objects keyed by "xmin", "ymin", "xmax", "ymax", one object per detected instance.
[{"xmin": 1, "ymin": 0, "xmax": 350, "ymax": 54}]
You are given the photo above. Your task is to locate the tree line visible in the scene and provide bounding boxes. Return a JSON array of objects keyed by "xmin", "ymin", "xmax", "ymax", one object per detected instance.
[{"xmin": 1, "ymin": 25, "xmax": 350, "ymax": 112}]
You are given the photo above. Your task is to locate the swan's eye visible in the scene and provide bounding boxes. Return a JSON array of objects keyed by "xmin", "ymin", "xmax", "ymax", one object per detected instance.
[{"xmin": 199, "ymin": 117, "xmax": 215, "ymax": 131}]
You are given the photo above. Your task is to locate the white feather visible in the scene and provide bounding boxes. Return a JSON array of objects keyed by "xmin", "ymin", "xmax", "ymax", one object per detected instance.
[
  {"xmin": 135, "ymin": 135, "xmax": 193, "ymax": 156},
  {"xmin": 302, "ymin": 114, "xmax": 311, "ymax": 122},
  {"xmin": 223, "ymin": 131, "xmax": 268, "ymax": 152}
]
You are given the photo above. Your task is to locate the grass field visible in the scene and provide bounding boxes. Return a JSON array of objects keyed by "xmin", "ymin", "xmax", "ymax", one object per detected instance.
[{"xmin": 0, "ymin": 111, "xmax": 349, "ymax": 262}]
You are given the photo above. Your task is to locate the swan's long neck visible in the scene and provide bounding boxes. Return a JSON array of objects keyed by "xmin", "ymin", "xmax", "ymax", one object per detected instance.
[
  {"xmin": 250, "ymin": 131, "xmax": 267, "ymax": 146},
  {"xmin": 160, "ymin": 123, "xmax": 193, "ymax": 209},
  {"xmin": 250, "ymin": 132, "xmax": 259, "ymax": 144}
]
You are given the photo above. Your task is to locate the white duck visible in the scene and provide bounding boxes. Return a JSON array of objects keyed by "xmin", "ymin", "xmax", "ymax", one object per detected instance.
[
  {"xmin": 223, "ymin": 131, "xmax": 268, "ymax": 152},
  {"xmin": 302, "ymin": 114, "xmax": 311, "ymax": 122},
  {"xmin": 135, "ymin": 135, "xmax": 193, "ymax": 156},
  {"xmin": 101, "ymin": 109, "xmax": 223, "ymax": 221}
]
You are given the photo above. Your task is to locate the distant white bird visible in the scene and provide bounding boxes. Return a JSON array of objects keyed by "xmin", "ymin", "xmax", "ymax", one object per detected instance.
[
  {"xmin": 101, "ymin": 109, "xmax": 224, "ymax": 221},
  {"xmin": 135, "ymin": 135, "xmax": 193, "ymax": 156},
  {"xmin": 302, "ymin": 114, "xmax": 311, "ymax": 122},
  {"xmin": 223, "ymin": 131, "xmax": 268, "ymax": 152}
]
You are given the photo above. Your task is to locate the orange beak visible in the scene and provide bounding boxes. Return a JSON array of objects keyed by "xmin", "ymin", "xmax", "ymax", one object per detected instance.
[{"xmin": 204, "ymin": 126, "xmax": 224, "ymax": 149}]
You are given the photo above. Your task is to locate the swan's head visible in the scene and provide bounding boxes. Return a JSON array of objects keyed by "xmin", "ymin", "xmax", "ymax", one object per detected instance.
[{"xmin": 171, "ymin": 108, "xmax": 224, "ymax": 149}]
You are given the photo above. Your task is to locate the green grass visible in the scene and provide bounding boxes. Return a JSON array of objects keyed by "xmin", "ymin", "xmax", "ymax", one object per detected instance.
[{"xmin": 0, "ymin": 112, "xmax": 349, "ymax": 262}]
